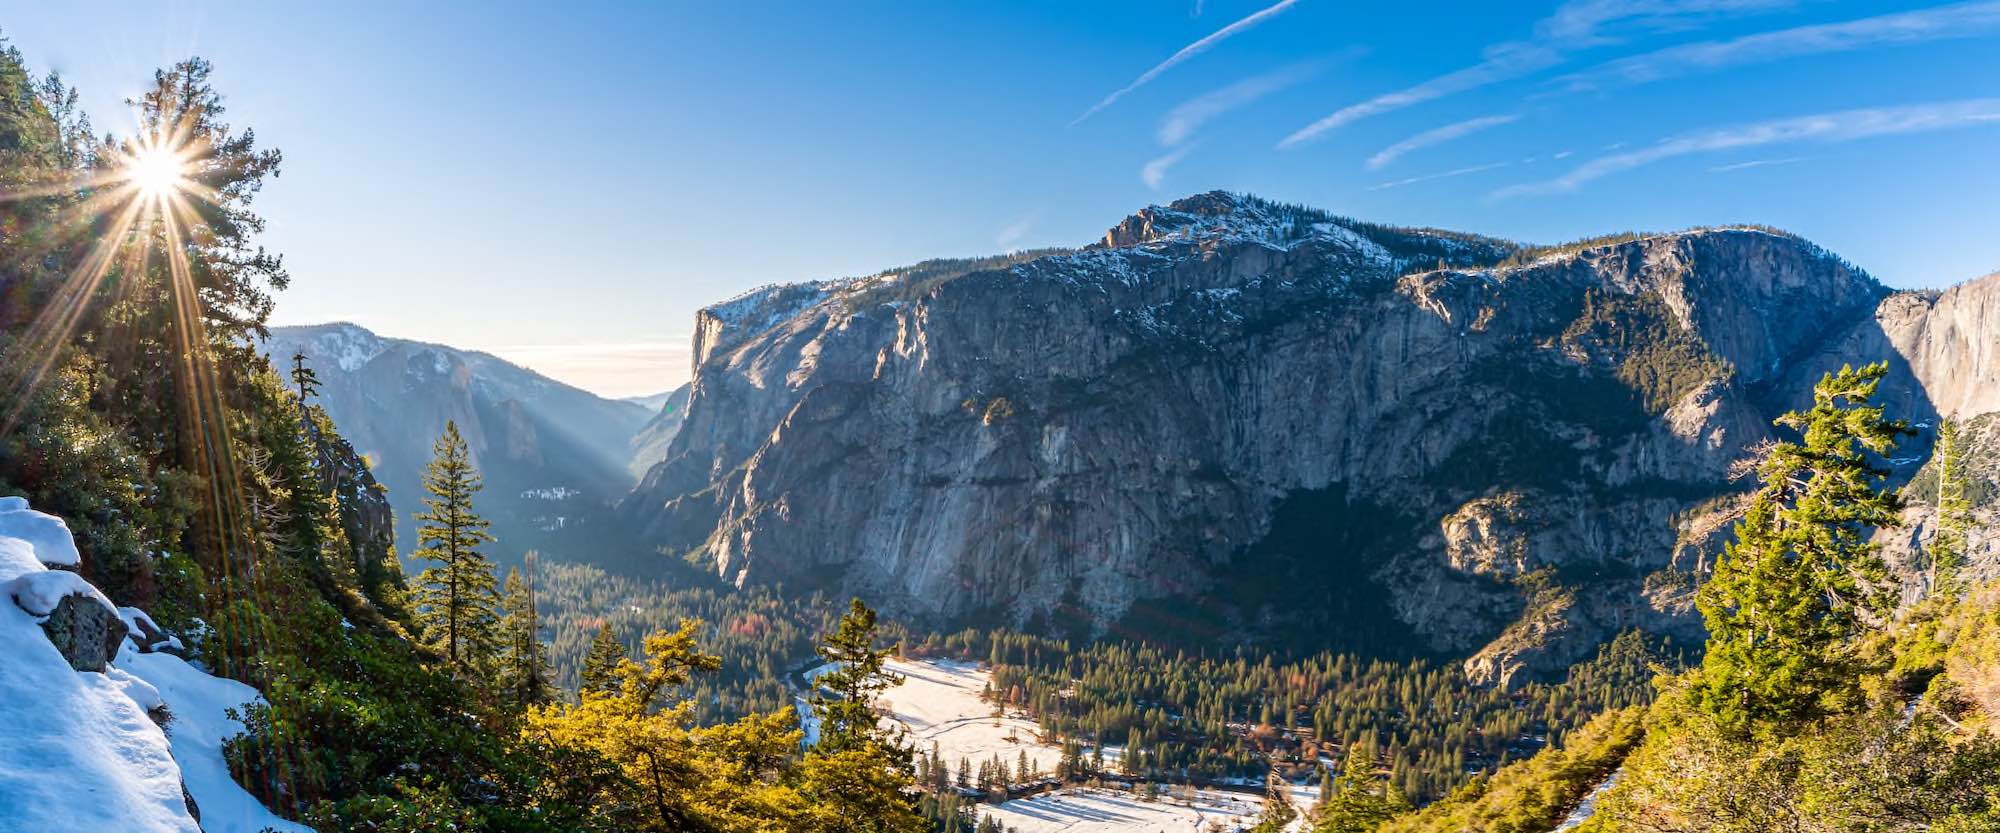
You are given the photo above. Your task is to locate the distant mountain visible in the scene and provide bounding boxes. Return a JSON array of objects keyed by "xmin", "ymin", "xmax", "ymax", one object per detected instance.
[
  {"xmin": 622, "ymin": 391, "xmax": 677, "ymax": 411},
  {"xmin": 626, "ymin": 191, "xmax": 2000, "ymax": 685},
  {"xmin": 263, "ymin": 323, "xmax": 654, "ymax": 568},
  {"xmin": 627, "ymin": 384, "xmax": 689, "ymax": 479}
]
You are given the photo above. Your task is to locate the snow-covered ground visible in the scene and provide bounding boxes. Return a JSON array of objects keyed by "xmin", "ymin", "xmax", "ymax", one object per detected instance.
[
  {"xmin": 880, "ymin": 659, "xmax": 1061, "ymax": 775},
  {"xmin": 797, "ymin": 658, "xmax": 1062, "ymax": 774},
  {"xmin": 981, "ymin": 787, "xmax": 1264, "ymax": 833},
  {"xmin": 0, "ymin": 500, "xmax": 307, "ymax": 833}
]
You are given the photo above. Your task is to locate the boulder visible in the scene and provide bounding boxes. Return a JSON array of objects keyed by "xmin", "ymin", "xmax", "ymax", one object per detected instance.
[{"xmin": 36, "ymin": 592, "xmax": 129, "ymax": 672}]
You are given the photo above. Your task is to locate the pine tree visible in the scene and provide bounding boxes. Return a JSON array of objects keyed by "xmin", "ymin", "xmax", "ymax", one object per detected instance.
[
  {"xmin": 811, "ymin": 598, "xmax": 905, "ymax": 755},
  {"xmin": 1314, "ymin": 752, "xmax": 1409, "ymax": 833},
  {"xmin": 1930, "ymin": 418, "xmax": 1973, "ymax": 598},
  {"xmin": 1694, "ymin": 363, "xmax": 1908, "ymax": 733},
  {"xmin": 497, "ymin": 558, "xmax": 554, "ymax": 709},
  {"xmin": 289, "ymin": 351, "xmax": 320, "ymax": 402},
  {"xmin": 410, "ymin": 421, "xmax": 499, "ymax": 676},
  {"xmin": 580, "ymin": 622, "xmax": 625, "ymax": 695},
  {"xmin": 1250, "ymin": 768, "xmax": 1297, "ymax": 833}
]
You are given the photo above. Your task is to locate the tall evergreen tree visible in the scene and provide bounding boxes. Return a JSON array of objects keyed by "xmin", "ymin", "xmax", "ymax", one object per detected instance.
[
  {"xmin": 580, "ymin": 621, "xmax": 625, "ymax": 695},
  {"xmin": 1694, "ymin": 362, "xmax": 1907, "ymax": 733},
  {"xmin": 1250, "ymin": 767, "xmax": 1298, "ymax": 833},
  {"xmin": 289, "ymin": 350, "xmax": 320, "ymax": 402},
  {"xmin": 410, "ymin": 420, "xmax": 499, "ymax": 676},
  {"xmin": 1313, "ymin": 752, "xmax": 1409, "ymax": 833},
  {"xmin": 811, "ymin": 598, "xmax": 905, "ymax": 755},
  {"xmin": 1929, "ymin": 417, "xmax": 1973, "ymax": 599},
  {"xmin": 497, "ymin": 556, "xmax": 554, "ymax": 709},
  {"xmin": 799, "ymin": 598, "xmax": 927, "ymax": 833}
]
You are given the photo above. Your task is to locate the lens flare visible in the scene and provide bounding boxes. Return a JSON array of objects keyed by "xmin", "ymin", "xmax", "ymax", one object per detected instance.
[{"xmin": 129, "ymin": 146, "xmax": 188, "ymax": 196}]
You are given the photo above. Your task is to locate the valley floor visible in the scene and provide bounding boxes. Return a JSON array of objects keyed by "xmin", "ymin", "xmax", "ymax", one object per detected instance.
[
  {"xmin": 979, "ymin": 787, "xmax": 1261, "ymax": 833},
  {"xmin": 797, "ymin": 657, "xmax": 1062, "ymax": 773}
]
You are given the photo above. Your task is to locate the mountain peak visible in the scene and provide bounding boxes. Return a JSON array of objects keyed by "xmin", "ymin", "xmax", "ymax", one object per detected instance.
[
  {"xmin": 268, "ymin": 321, "xmax": 388, "ymax": 372},
  {"xmin": 1095, "ymin": 191, "xmax": 1297, "ymax": 250}
]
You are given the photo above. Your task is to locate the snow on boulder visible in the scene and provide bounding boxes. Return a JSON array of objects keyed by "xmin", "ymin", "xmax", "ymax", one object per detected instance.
[
  {"xmin": 9, "ymin": 568, "xmax": 117, "ymax": 618},
  {"xmin": 0, "ymin": 587, "xmax": 200, "ymax": 832},
  {"xmin": 0, "ymin": 499, "xmax": 307, "ymax": 833},
  {"xmin": 0, "ymin": 536, "xmax": 41, "ymax": 582},
  {"xmin": 0, "ymin": 504, "xmax": 81, "ymax": 569},
  {"xmin": 120, "ymin": 606, "xmax": 184, "ymax": 655},
  {"xmin": 8, "ymin": 569, "xmax": 127, "ymax": 672}
]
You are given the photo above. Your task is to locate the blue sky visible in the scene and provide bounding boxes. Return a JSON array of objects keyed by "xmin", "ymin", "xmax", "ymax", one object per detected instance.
[{"xmin": 6, "ymin": 1, "xmax": 1999, "ymax": 396}]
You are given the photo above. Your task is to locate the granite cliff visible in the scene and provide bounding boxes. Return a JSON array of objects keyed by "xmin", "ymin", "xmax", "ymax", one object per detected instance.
[{"xmin": 625, "ymin": 193, "xmax": 1998, "ymax": 685}]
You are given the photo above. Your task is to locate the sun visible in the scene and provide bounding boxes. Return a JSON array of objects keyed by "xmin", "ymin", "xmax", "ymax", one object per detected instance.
[{"xmin": 128, "ymin": 146, "xmax": 188, "ymax": 197}]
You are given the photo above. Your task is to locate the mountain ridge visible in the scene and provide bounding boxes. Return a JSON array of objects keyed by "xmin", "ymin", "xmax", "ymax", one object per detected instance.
[
  {"xmin": 263, "ymin": 322, "xmax": 652, "ymax": 569},
  {"xmin": 620, "ymin": 190, "xmax": 1993, "ymax": 685}
]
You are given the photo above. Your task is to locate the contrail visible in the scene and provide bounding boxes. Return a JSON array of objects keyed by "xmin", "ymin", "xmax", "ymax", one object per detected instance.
[{"xmin": 1073, "ymin": 0, "xmax": 1300, "ymax": 125}]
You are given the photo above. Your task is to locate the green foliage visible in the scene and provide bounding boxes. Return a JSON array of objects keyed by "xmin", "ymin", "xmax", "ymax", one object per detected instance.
[
  {"xmin": 1373, "ymin": 706, "xmax": 1643, "ymax": 833},
  {"xmin": 1693, "ymin": 363, "xmax": 1907, "ymax": 734},
  {"xmin": 579, "ymin": 621, "xmax": 626, "ymax": 696},
  {"xmin": 812, "ymin": 598, "xmax": 906, "ymax": 755},
  {"xmin": 522, "ymin": 611, "xmax": 923, "ymax": 833},
  {"xmin": 410, "ymin": 420, "xmax": 500, "ymax": 675},
  {"xmin": 496, "ymin": 561, "xmax": 555, "ymax": 709},
  {"xmin": 534, "ymin": 562, "xmax": 830, "ymax": 723},
  {"xmin": 1930, "ymin": 418, "xmax": 1975, "ymax": 599},
  {"xmin": 965, "ymin": 627, "xmax": 1667, "ymax": 802},
  {"xmin": 1314, "ymin": 749, "xmax": 1412, "ymax": 833},
  {"xmin": 1559, "ymin": 289, "xmax": 1732, "ymax": 413},
  {"xmin": 1584, "ymin": 676, "xmax": 2000, "ymax": 833}
]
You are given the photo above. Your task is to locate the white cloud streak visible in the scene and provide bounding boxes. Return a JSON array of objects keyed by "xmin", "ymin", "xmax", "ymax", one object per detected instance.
[
  {"xmin": 1494, "ymin": 98, "xmax": 2000, "ymax": 198},
  {"xmin": 1142, "ymin": 143, "xmax": 1200, "ymax": 189},
  {"xmin": 1560, "ymin": 1, "xmax": 2000, "ymax": 91},
  {"xmin": 1159, "ymin": 60, "xmax": 1326, "ymax": 146},
  {"xmin": 1074, "ymin": 0, "xmax": 1300, "ymax": 125},
  {"xmin": 1278, "ymin": 0, "xmax": 1799, "ymax": 148},
  {"xmin": 1708, "ymin": 156, "xmax": 1804, "ymax": 172},
  {"xmin": 996, "ymin": 215, "xmax": 1038, "ymax": 250},
  {"xmin": 1534, "ymin": 0, "xmax": 1799, "ymax": 44},
  {"xmin": 1367, "ymin": 161, "xmax": 1513, "ymax": 190},
  {"xmin": 1367, "ymin": 113, "xmax": 1521, "ymax": 169},
  {"xmin": 1280, "ymin": 44, "xmax": 1557, "ymax": 148}
]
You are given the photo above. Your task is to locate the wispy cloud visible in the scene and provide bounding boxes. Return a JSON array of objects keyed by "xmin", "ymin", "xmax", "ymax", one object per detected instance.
[
  {"xmin": 996, "ymin": 215, "xmax": 1038, "ymax": 250},
  {"xmin": 1142, "ymin": 143, "xmax": 1200, "ymax": 189},
  {"xmin": 1368, "ymin": 161, "xmax": 1513, "ymax": 190},
  {"xmin": 1708, "ymin": 156, "xmax": 1804, "ymax": 172},
  {"xmin": 1159, "ymin": 60, "xmax": 1329, "ymax": 146},
  {"xmin": 1367, "ymin": 113, "xmax": 1521, "ymax": 169},
  {"xmin": 1560, "ymin": 1, "xmax": 2000, "ymax": 91},
  {"xmin": 1278, "ymin": 0, "xmax": 1799, "ymax": 148},
  {"xmin": 1534, "ymin": 0, "xmax": 1799, "ymax": 44},
  {"xmin": 1280, "ymin": 44, "xmax": 1557, "ymax": 149},
  {"xmin": 1494, "ymin": 97, "xmax": 2000, "ymax": 198},
  {"xmin": 1074, "ymin": 0, "xmax": 1300, "ymax": 125}
]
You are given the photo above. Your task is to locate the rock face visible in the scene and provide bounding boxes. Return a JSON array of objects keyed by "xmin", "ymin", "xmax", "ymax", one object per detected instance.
[
  {"xmin": 624, "ymin": 192, "xmax": 1994, "ymax": 683},
  {"xmin": 35, "ymin": 593, "xmax": 128, "ymax": 672},
  {"xmin": 628, "ymin": 384, "xmax": 690, "ymax": 479}
]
